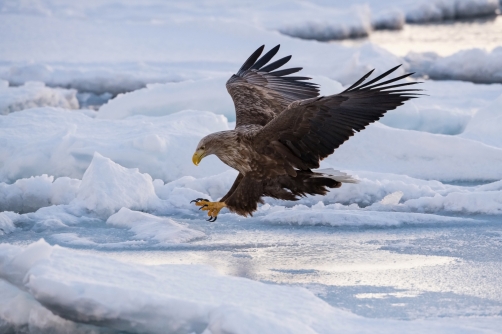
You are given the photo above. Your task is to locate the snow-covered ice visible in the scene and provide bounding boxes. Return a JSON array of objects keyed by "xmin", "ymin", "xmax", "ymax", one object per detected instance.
[
  {"xmin": 0, "ymin": 81, "xmax": 78, "ymax": 114},
  {"xmin": 0, "ymin": 108, "xmax": 230, "ymax": 183},
  {"xmin": 406, "ymin": 47, "xmax": 502, "ymax": 84},
  {"xmin": 2, "ymin": 0, "xmax": 502, "ymax": 332},
  {"xmin": 404, "ymin": 0, "xmax": 499, "ymax": 23}
]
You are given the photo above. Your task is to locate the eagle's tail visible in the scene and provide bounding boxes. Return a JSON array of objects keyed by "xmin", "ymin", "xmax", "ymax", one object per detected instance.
[{"xmin": 263, "ymin": 169, "xmax": 357, "ymax": 201}]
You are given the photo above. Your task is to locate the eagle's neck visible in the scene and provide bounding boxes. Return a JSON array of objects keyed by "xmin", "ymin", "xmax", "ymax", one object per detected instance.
[{"xmin": 213, "ymin": 130, "xmax": 253, "ymax": 175}]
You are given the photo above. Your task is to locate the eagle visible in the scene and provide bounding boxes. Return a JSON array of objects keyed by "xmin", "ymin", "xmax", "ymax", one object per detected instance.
[{"xmin": 191, "ymin": 45, "xmax": 420, "ymax": 221}]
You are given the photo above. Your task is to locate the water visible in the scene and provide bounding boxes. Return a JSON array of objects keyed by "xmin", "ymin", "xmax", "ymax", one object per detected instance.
[
  {"xmin": 96, "ymin": 215, "xmax": 502, "ymax": 320},
  {"xmin": 341, "ymin": 15, "xmax": 502, "ymax": 56}
]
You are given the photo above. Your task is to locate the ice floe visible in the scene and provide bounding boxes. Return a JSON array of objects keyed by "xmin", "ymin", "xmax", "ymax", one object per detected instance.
[
  {"xmin": 106, "ymin": 208, "xmax": 205, "ymax": 243},
  {"xmin": 406, "ymin": 47, "xmax": 502, "ymax": 84},
  {"xmin": 0, "ymin": 240, "xmax": 499, "ymax": 333}
]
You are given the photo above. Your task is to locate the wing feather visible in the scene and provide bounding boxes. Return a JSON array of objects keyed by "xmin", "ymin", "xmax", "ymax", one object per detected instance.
[
  {"xmin": 227, "ymin": 45, "xmax": 319, "ymax": 127},
  {"xmin": 253, "ymin": 67, "xmax": 422, "ymax": 172}
]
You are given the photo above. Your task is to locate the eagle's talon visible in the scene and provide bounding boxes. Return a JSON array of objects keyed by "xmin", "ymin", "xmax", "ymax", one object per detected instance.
[
  {"xmin": 192, "ymin": 200, "xmax": 226, "ymax": 221},
  {"xmin": 191, "ymin": 198, "xmax": 210, "ymax": 204}
]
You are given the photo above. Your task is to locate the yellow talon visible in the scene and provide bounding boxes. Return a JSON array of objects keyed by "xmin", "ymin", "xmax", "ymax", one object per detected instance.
[{"xmin": 193, "ymin": 200, "xmax": 227, "ymax": 221}]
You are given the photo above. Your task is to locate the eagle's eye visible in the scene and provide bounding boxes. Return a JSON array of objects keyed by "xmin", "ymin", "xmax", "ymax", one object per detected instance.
[{"xmin": 200, "ymin": 146, "xmax": 205, "ymax": 150}]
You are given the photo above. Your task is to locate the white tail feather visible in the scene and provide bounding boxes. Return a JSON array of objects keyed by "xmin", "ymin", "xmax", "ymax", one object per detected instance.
[{"xmin": 313, "ymin": 168, "xmax": 359, "ymax": 184}]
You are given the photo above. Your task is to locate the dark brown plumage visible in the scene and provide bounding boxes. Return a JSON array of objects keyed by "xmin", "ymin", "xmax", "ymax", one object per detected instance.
[{"xmin": 191, "ymin": 45, "xmax": 421, "ymax": 220}]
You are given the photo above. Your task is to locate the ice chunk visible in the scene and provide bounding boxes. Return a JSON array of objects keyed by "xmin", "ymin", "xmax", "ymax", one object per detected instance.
[
  {"xmin": 75, "ymin": 153, "xmax": 159, "ymax": 218},
  {"xmin": 0, "ymin": 175, "xmax": 51, "ymax": 213},
  {"xmin": 0, "ymin": 175, "xmax": 80, "ymax": 213},
  {"xmin": 406, "ymin": 47, "xmax": 502, "ymax": 84},
  {"xmin": 380, "ymin": 191, "xmax": 404, "ymax": 205},
  {"xmin": 0, "ymin": 212, "xmax": 19, "ymax": 235},
  {"xmin": 0, "ymin": 81, "xmax": 78, "ymax": 114},
  {"xmin": 107, "ymin": 208, "xmax": 205, "ymax": 243}
]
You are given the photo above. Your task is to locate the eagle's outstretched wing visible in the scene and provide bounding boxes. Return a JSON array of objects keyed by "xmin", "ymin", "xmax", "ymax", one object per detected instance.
[
  {"xmin": 253, "ymin": 65, "xmax": 422, "ymax": 173},
  {"xmin": 227, "ymin": 45, "xmax": 319, "ymax": 127}
]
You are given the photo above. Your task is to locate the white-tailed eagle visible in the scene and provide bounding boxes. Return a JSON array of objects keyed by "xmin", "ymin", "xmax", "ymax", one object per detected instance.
[{"xmin": 191, "ymin": 45, "xmax": 421, "ymax": 221}]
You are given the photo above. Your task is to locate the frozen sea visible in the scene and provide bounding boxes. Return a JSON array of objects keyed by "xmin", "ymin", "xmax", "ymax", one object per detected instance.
[{"xmin": 1, "ymin": 0, "xmax": 502, "ymax": 333}]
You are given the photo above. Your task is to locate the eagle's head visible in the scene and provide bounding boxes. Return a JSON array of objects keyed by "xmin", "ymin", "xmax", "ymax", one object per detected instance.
[{"xmin": 192, "ymin": 131, "xmax": 233, "ymax": 166}]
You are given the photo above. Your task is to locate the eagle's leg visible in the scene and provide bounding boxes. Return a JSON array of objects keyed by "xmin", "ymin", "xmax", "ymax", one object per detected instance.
[
  {"xmin": 190, "ymin": 199, "xmax": 226, "ymax": 221},
  {"xmin": 190, "ymin": 173, "xmax": 243, "ymax": 221},
  {"xmin": 219, "ymin": 173, "xmax": 244, "ymax": 202}
]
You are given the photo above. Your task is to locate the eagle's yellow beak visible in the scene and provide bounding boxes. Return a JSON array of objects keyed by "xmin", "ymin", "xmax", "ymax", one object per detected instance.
[{"xmin": 192, "ymin": 149, "xmax": 205, "ymax": 166}]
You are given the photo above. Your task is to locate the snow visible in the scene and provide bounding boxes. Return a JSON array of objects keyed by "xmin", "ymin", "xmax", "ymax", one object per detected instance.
[
  {"xmin": 98, "ymin": 77, "xmax": 235, "ymax": 120},
  {"xmin": 0, "ymin": 81, "xmax": 78, "ymax": 114},
  {"xmin": 379, "ymin": 80, "xmax": 502, "ymax": 135},
  {"xmin": 462, "ymin": 93, "xmax": 502, "ymax": 147},
  {"xmin": 326, "ymin": 122, "xmax": 502, "ymax": 181},
  {"xmin": 0, "ymin": 108, "xmax": 230, "ymax": 183},
  {"xmin": 406, "ymin": 47, "xmax": 502, "ymax": 84}
]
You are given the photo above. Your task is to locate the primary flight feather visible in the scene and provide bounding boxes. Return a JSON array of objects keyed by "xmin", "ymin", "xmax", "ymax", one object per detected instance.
[{"xmin": 191, "ymin": 45, "xmax": 421, "ymax": 221}]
